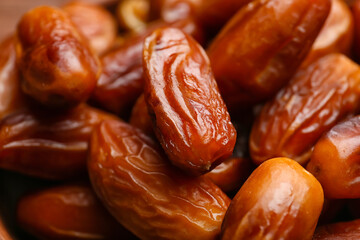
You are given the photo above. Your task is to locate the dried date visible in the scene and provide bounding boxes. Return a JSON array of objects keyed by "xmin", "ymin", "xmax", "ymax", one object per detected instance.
[
  {"xmin": 88, "ymin": 120, "xmax": 230, "ymax": 240},
  {"xmin": 250, "ymin": 54, "xmax": 360, "ymax": 165},
  {"xmin": 0, "ymin": 104, "xmax": 115, "ymax": 180},
  {"xmin": 143, "ymin": 27, "xmax": 236, "ymax": 175},
  {"xmin": 17, "ymin": 6, "xmax": 101, "ymax": 108},
  {"xmin": 221, "ymin": 158, "xmax": 324, "ymax": 240},
  {"xmin": 17, "ymin": 184, "xmax": 135, "ymax": 240},
  {"xmin": 207, "ymin": 0, "xmax": 331, "ymax": 110},
  {"xmin": 307, "ymin": 115, "xmax": 360, "ymax": 199}
]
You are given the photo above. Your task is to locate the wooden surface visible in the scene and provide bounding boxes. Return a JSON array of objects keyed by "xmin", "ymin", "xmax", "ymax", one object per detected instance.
[{"xmin": 0, "ymin": 0, "xmax": 117, "ymax": 40}]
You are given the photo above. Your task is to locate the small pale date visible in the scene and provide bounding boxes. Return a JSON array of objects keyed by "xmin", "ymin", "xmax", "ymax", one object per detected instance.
[
  {"xmin": 62, "ymin": 1, "xmax": 117, "ymax": 55},
  {"xmin": 0, "ymin": 217, "xmax": 12, "ymax": 240},
  {"xmin": 307, "ymin": 116, "xmax": 360, "ymax": 199},
  {"xmin": 88, "ymin": 120, "xmax": 230, "ymax": 240},
  {"xmin": 17, "ymin": 6, "xmax": 101, "ymax": 108},
  {"xmin": 143, "ymin": 27, "xmax": 236, "ymax": 175},
  {"xmin": 221, "ymin": 158, "xmax": 324, "ymax": 240},
  {"xmin": 250, "ymin": 54, "xmax": 360, "ymax": 165},
  {"xmin": 17, "ymin": 184, "xmax": 135, "ymax": 240},
  {"xmin": 0, "ymin": 104, "xmax": 115, "ymax": 180},
  {"xmin": 207, "ymin": 0, "xmax": 331, "ymax": 110},
  {"xmin": 91, "ymin": 18, "xmax": 203, "ymax": 116}
]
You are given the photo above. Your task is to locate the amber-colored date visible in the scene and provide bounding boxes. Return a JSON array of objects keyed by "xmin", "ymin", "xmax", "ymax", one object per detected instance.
[
  {"xmin": 0, "ymin": 217, "xmax": 12, "ymax": 240},
  {"xmin": 205, "ymin": 157, "xmax": 253, "ymax": 193},
  {"xmin": 301, "ymin": 0, "xmax": 354, "ymax": 67},
  {"xmin": 250, "ymin": 54, "xmax": 360, "ymax": 165},
  {"xmin": 313, "ymin": 219, "xmax": 360, "ymax": 239},
  {"xmin": 129, "ymin": 94, "xmax": 154, "ymax": 137},
  {"xmin": 307, "ymin": 116, "xmax": 360, "ymax": 199},
  {"xmin": 17, "ymin": 184, "xmax": 135, "ymax": 240},
  {"xmin": 221, "ymin": 158, "xmax": 324, "ymax": 240},
  {"xmin": 17, "ymin": 6, "xmax": 100, "ymax": 108},
  {"xmin": 62, "ymin": 1, "xmax": 117, "ymax": 55},
  {"xmin": 0, "ymin": 104, "xmax": 115, "ymax": 180},
  {"xmin": 143, "ymin": 27, "xmax": 236, "ymax": 175},
  {"xmin": 0, "ymin": 36, "xmax": 25, "ymax": 119},
  {"xmin": 88, "ymin": 120, "xmax": 230, "ymax": 240},
  {"xmin": 207, "ymin": 0, "xmax": 331, "ymax": 110},
  {"xmin": 91, "ymin": 18, "xmax": 203, "ymax": 116}
]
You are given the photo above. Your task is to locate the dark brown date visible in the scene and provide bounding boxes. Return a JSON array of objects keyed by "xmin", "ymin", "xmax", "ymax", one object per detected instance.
[
  {"xmin": 17, "ymin": 6, "xmax": 101, "ymax": 108},
  {"xmin": 0, "ymin": 104, "xmax": 115, "ymax": 180},
  {"xmin": 313, "ymin": 219, "xmax": 360, "ymax": 239},
  {"xmin": 91, "ymin": 18, "xmax": 203, "ymax": 116},
  {"xmin": 88, "ymin": 120, "xmax": 230, "ymax": 240},
  {"xmin": 207, "ymin": 0, "xmax": 331, "ymax": 110},
  {"xmin": 17, "ymin": 184, "xmax": 135, "ymax": 240},
  {"xmin": 250, "ymin": 54, "xmax": 360, "ymax": 165},
  {"xmin": 62, "ymin": 1, "xmax": 117, "ymax": 55},
  {"xmin": 221, "ymin": 158, "xmax": 324, "ymax": 240},
  {"xmin": 143, "ymin": 27, "xmax": 236, "ymax": 175},
  {"xmin": 307, "ymin": 116, "xmax": 360, "ymax": 199}
]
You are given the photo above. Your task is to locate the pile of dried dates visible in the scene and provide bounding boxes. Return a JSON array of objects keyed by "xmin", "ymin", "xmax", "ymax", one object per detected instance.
[{"xmin": 1, "ymin": 0, "xmax": 360, "ymax": 239}]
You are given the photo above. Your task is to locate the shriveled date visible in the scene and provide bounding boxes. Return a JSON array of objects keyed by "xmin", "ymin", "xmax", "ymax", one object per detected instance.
[
  {"xmin": 17, "ymin": 6, "xmax": 100, "ymax": 108},
  {"xmin": 0, "ymin": 104, "xmax": 115, "ymax": 180},
  {"xmin": 88, "ymin": 120, "xmax": 230, "ymax": 240},
  {"xmin": 207, "ymin": 0, "xmax": 331, "ymax": 110},
  {"xmin": 17, "ymin": 184, "xmax": 135, "ymax": 240},
  {"xmin": 307, "ymin": 116, "xmax": 360, "ymax": 199},
  {"xmin": 221, "ymin": 158, "xmax": 324, "ymax": 240},
  {"xmin": 143, "ymin": 27, "xmax": 236, "ymax": 175},
  {"xmin": 250, "ymin": 54, "xmax": 360, "ymax": 165}
]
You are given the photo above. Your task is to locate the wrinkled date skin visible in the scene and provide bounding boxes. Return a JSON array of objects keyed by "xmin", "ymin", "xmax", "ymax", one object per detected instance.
[
  {"xmin": 0, "ymin": 217, "xmax": 12, "ymax": 240},
  {"xmin": 17, "ymin": 6, "xmax": 101, "ymax": 108},
  {"xmin": 250, "ymin": 54, "xmax": 360, "ymax": 165},
  {"xmin": 204, "ymin": 157, "xmax": 253, "ymax": 193},
  {"xmin": 62, "ymin": 1, "xmax": 117, "ymax": 55},
  {"xmin": 207, "ymin": 0, "xmax": 331, "ymax": 110},
  {"xmin": 313, "ymin": 219, "xmax": 360, "ymax": 240},
  {"xmin": 91, "ymin": 18, "xmax": 203, "ymax": 116},
  {"xmin": 221, "ymin": 158, "xmax": 324, "ymax": 240},
  {"xmin": 88, "ymin": 120, "xmax": 230, "ymax": 240},
  {"xmin": 0, "ymin": 36, "xmax": 25, "ymax": 119},
  {"xmin": 307, "ymin": 116, "xmax": 360, "ymax": 199},
  {"xmin": 17, "ymin": 184, "xmax": 135, "ymax": 240},
  {"xmin": 301, "ymin": 0, "xmax": 354, "ymax": 67},
  {"xmin": 0, "ymin": 104, "xmax": 115, "ymax": 180},
  {"xmin": 143, "ymin": 27, "xmax": 236, "ymax": 175},
  {"xmin": 129, "ymin": 94, "xmax": 154, "ymax": 137}
]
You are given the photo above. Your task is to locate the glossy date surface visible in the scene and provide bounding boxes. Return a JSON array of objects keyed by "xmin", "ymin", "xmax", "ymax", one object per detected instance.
[
  {"xmin": 0, "ymin": 104, "xmax": 115, "ymax": 180},
  {"xmin": 143, "ymin": 27, "xmax": 236, "ymax": 175},
  {"xmin": 207, "ymin": 0, "xmax": 331, "ymax": 110},
  {"xmin": 250, "ymin": 54, "xmax": 360, "ymax": 165},
  {"xmin": 17, "ymin": 6, "xmax": 100, "ymax": 108},
  {"xmin": 88, "ymin": 120, "xmax": 230, "ymax": 240},
  {"xmin": 221, "ymin": 158, "xmax": 324, "ymax": 240}
]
